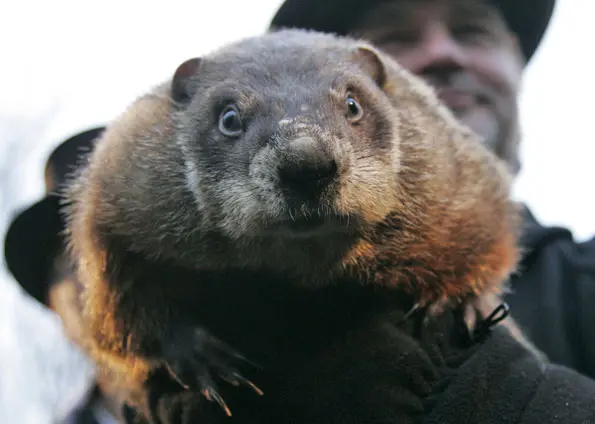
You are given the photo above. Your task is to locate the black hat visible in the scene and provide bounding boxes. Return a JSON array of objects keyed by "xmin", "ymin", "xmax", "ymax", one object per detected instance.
[
  {"xmin": 3, "ymin": 126, "xmax": 105, "ymax": 304},
  {"xmin": 269, "ymin": 0, "xmax": 556, "ymax": 62}
]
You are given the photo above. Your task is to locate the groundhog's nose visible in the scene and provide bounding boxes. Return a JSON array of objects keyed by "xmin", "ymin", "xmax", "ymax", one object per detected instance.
[{"xmin": 277, "ymin": 136, "xmax": 338, "ymax": 193}]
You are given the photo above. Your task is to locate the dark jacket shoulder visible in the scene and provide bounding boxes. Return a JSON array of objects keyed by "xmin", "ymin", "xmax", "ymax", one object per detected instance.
[{"xmin": 505, "ymin": 206, "xmax": 595, "ymax": 379}]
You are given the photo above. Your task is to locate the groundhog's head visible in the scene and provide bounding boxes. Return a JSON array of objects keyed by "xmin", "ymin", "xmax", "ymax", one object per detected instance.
[{"xmin": 170, "ymin": 30, "xmax": 411, "ymax": 243}]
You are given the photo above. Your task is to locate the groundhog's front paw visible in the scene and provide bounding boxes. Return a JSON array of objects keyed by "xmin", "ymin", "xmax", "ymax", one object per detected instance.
[{"xmin": 162, "ymin": 327, "xmax": 263, "ymax": 416}]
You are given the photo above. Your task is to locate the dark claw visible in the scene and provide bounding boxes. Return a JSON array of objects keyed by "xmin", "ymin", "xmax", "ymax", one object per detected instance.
[
  {"xmin": 203, "ymin": 387, "xmax": 232, "ymax": 417},
  {"xmin": 165, "ymin": 362, "xmax": 190, "ymax": 390},
  {"xmin": 221, "ymin": 371, "xmax": 264, "ymax": 397},
  {"xmin": 208, "ymin": 335, "xmax": 262, "ymax": 370}
]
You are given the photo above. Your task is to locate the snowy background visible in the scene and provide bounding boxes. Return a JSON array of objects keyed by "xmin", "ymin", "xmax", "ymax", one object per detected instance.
[{"xmin": 0, "ymin": 0, "xmax": 593, "ymax": 422}]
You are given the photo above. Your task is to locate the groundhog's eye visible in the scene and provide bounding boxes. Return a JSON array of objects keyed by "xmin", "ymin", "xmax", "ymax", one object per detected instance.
[
  {"xmin": 346, "ymin": 93, "xmax": 363, "ymax": 123},
  {"xmin": 218, "ymin": 105, "xmax": 243, "ymax": 137}
]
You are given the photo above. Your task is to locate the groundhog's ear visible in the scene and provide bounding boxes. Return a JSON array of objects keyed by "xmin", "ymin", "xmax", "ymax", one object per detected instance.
[
  {"xmin": 171, "ymin": 57, "xmax": 203, "ymax": 103},
  {"xmin": 352, "ymin": 46, "xmax": 386, "ymax": 87}
]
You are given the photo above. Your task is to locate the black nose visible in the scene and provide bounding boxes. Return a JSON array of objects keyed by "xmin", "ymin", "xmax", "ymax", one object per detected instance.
[{"xmin": 277, "ymin": 137, "xmax": 338, "ymax": 194}]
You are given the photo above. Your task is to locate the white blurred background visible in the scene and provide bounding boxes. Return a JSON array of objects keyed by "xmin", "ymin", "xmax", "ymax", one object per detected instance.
[{"xmin": 0, "ymin": 0, "xmax": 593, "ymax": 422}]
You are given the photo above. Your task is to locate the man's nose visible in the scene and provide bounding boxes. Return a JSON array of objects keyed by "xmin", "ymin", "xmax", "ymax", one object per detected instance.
[{"xmin": 405, "ymin": 25, "xmax": 468, "ymax": 75}]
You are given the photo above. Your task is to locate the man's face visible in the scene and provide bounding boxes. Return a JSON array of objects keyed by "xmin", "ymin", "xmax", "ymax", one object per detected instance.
[{"xmin": 350, "ymin": 0, "xmax": 524, "ymax": 160}]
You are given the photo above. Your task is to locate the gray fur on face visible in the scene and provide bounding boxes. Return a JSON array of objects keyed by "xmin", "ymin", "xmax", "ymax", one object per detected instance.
[{"xmin": 168, "ymin": 31, "xmax": 402, "ymax": 243}]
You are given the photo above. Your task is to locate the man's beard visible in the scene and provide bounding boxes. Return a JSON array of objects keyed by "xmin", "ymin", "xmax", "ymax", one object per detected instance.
[
  {"xmin": 427, "ymin": 71, "xmax": 521, "ymax": 176},
  {"xmin": 456, "ymin": 105, "xmax": 521, "ymax": 175},
  {"xmin": 494, "ymin": 103, "xmax": 522, "ymax": 176}
]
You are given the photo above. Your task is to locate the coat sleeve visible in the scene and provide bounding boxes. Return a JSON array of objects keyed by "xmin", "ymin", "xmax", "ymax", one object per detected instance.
[
  {"xmin": 522, "ymin": 363, "xmax": 595, "ymax": 423},
  {"xmin": 422, "ymin": 326, "xmax": 595, "ymax": 424}
]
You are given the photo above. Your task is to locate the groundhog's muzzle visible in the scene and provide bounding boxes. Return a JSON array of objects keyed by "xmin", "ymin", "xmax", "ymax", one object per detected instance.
[{"xmin": 276, "ymin": 136, "xmax": 338, "ymax": 198}]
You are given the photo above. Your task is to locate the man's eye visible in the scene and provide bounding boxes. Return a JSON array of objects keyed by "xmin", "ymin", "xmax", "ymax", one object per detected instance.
[{"xmin": 451, "ymin": 23, "xmax": 490, "ymax": 39}]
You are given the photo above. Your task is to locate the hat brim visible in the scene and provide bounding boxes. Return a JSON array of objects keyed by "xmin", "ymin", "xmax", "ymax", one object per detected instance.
[
  {"xmin": 4, "ymin": 195, "xmax": 63, "ymax": 304},
  {"xmin": 269, "ymin": 0, "xmax": 556, "ymax": 62},
  {"xmin": 3, "ymin": 126, "xmax": 106, "ymax": 305}
]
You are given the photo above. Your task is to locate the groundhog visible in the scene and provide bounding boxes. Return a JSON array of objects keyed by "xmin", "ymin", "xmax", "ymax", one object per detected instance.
[{"xmin": 62, "ymin": 28, "xmax": 524, "ymax": 423}]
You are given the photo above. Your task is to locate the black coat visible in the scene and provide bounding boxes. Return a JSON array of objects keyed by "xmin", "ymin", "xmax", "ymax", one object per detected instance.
[{"xmin": 505, "ymin": 206, "xmax": 595, "ymax": 379}]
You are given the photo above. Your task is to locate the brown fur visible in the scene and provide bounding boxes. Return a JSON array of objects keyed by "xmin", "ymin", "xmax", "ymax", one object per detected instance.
[{"xmin": 62, "ymin": 29, "xmax": 525, "ymax": 418}]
